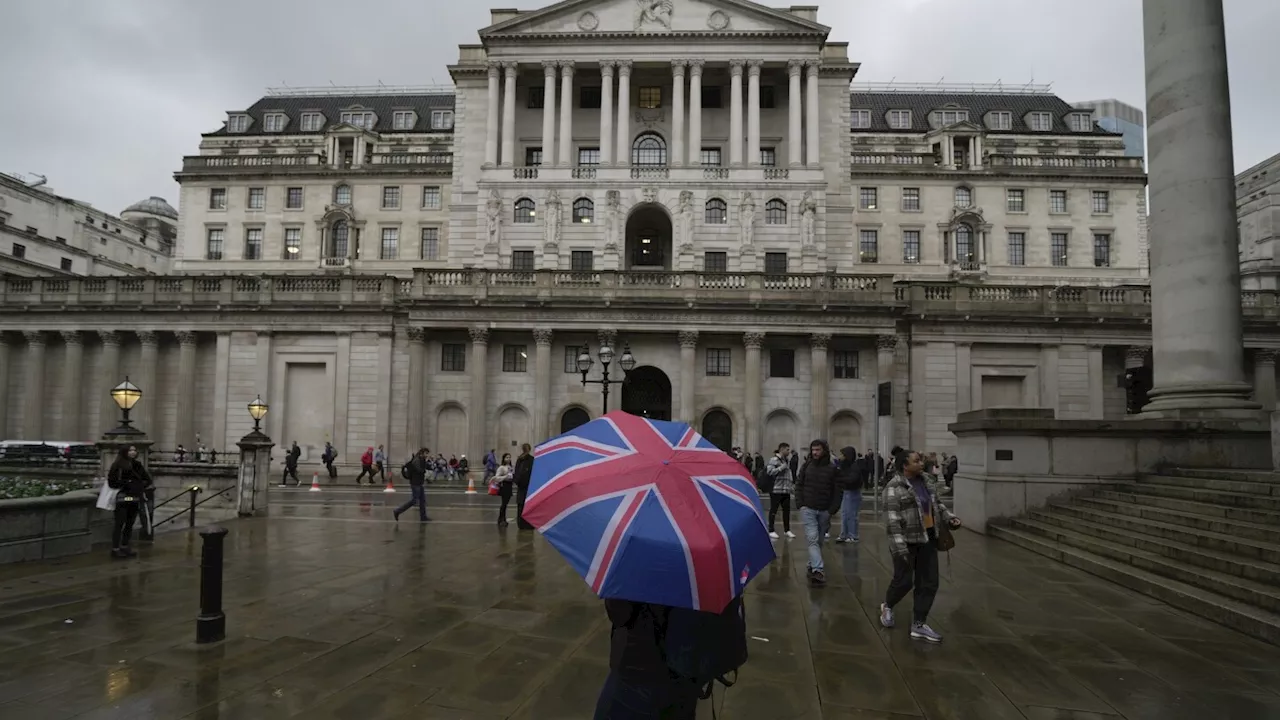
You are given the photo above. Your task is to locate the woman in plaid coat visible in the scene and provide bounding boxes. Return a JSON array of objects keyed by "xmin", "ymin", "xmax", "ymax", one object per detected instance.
[{"xmin": 879, "ymin": 449, "xmax": 962, "ymax": 643}]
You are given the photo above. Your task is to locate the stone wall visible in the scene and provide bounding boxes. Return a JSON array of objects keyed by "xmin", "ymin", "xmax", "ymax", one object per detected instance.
[{"xmin": 0, "ymin": 489, "xmax": 98, "ymax": 564}]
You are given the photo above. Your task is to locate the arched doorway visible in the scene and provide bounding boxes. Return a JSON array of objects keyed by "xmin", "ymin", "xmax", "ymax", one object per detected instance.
[
  {"xmin": 622, "ymin": 366, "xmax": 672, "ymax": 421},
  {"xmin": 763, "ymin": 409, "xmax": 799, "ymax": 454},
  {"xmin": 701, "ymin": 409, "xmax": 733, "ymax": 452},
  {"xmin": 625, "ymin": 204, "xmax": 672, "ymax": 270},
  {"xmin": 435, "ymin": 404, "xmax": 467, "ymax": 456},
  {"xmin": 560, "ymin": 407, "xmax": 590, "ymax": 434},
  {"xmin": 496, "ymin": 405, "xmax": 530, "ymax": 455},
  {"xmin": 829, "ymin": 411, "xmax": 864, "ymax": 453}
]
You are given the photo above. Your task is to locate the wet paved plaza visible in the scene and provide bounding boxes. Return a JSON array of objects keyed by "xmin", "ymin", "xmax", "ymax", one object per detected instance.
[{"xmin": 2, "ymin": 491, "xmax": 1280, "ymax": 719}]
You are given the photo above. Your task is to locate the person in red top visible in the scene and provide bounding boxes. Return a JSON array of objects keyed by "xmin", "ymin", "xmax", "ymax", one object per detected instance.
[{"xmin": 354, "ymin": 447, "xmax": 376, "ymax": 484}]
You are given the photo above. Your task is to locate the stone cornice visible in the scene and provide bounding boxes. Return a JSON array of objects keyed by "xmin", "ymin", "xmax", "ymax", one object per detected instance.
[{"xmin": 481, "ymin": 30, "xmax": 827, "ymax": 44}]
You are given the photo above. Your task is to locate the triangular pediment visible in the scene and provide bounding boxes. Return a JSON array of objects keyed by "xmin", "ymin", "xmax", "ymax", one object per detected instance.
[{"xmin": 481, "ymin": 0, "xmax": 829, "ymax": 37}]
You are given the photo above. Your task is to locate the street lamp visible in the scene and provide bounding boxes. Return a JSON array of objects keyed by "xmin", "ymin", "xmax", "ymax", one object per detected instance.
[
  {"xmin": 247, "ymin": 395, "xmax": 269, "ymax": 433},
  {"xmin": 579, "ymin": 342, "xmax": 636, "ymax": 413},
  {"xmin": 109, "ymin": 377, "xmax": 142, "ymax": 433}
]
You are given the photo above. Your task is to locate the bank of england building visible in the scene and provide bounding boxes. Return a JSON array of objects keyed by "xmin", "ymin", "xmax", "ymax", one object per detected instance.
[{"xmin": 4, "ymin": 0, "xmax": 1274, "ymax": 467}]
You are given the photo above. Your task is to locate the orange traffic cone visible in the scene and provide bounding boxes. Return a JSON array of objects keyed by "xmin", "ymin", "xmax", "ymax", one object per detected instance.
[
  {"xmin": 464, "ymin": 473, "xmax": 478, "ymax": 495},
  {"xmin": 383, "ymin": 475, "xmax": 396, "ymax": 493},
  {"xmin": 309, "ymin": 472, "xmax": 322, "ymax": 492}
]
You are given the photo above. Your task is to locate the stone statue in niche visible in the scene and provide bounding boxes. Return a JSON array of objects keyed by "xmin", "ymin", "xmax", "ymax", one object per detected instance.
[
  {"xmin": 545, "ymin": 190, "xmax": 563, "ymax": 247},
  {"xmin": 739, "ymin": 191, "xmax": 756, "ymax": 248},
  {"xmin": 677, "ymin": 190, "xmax": 694, "ymax": 246},
  {"xmin": 800, "ymin": 191, "xmax": 818, "ymax": 245},
  {"xmin": 484, "ymin": 189, "xmax": 502, "ymax": 253},
  {"xmin": 605, "ymin": 190, "xmax": 621, "ymax": 250},
  {"xmin": 634, "ymin": 0, "xmax": 673, "ymax": 30}
]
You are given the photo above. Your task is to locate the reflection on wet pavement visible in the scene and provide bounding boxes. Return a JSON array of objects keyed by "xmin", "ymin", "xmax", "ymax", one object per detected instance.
[{"xmin": 1, "ymin": 497, "xmax": 1279, "ymax": 719}]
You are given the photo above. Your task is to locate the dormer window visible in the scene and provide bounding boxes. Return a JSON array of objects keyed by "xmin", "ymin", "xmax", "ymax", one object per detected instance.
[
  {"xmin": 852, "ymin": 109, "xmax": 871, "ymax": 129},
  {"xmin": 1028, "ymin": 112, "xmax": 1053, "ymax": 131},
  {"xmin": 227, "ymin": 115, "xmax": 250, "ymax": 133},
  {"xmin": 340, "ymin": 111, "xmax": 375, "ymax": 129},
  {"xmin": 300, "ymin": 112, "xmax": 325, "ymax": 131},
  {"xmin": 263, "ymin": 113, "xmax": 288, "ymax": 132},
  {"xmin": 938, "ymin": 109, "xmax": 969, "ymax": 125},
  {"xmin": 431, "ymin": 110, "xmax": 454, "ymax": 130},
  {"xmin": 1069, "ymin": 112, "xmax": 1093, "ymax": 132},
  {"xmin": 392, "ymin": 111, "xmax": 417, "ymax": 131},
  {"xmin": 887, "ymin": 110, "xmax": 912, "ymax": 130},
  {"xmin": 988, "ymin": 111, "xmax": 1012, "ymax": 131}
]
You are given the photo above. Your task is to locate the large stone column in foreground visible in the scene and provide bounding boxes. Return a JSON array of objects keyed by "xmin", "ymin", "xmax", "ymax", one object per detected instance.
[{"xmin": 1140, "ymin": 0, "xmax": 1259, "ymax": 417}]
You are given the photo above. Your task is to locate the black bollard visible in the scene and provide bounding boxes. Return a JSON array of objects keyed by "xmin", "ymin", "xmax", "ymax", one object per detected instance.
[{"xmin": 196, "ymin": 526, "xmax": 229, "ymax": 644}]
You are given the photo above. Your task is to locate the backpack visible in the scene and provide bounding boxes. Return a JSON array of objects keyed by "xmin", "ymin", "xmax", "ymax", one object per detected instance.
[
  {"xmin": 401, "ymin": 459, "xmax": 412, "ymax": 479},
  {"xmin": 629, "ymin": 597, "xmax": 748, "ymax": 699}
]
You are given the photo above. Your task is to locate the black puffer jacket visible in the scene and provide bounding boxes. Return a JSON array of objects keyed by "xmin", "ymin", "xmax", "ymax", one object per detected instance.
[
  {"xmin": 794, "ymin": 440, "xmax": 840, "ymax": 513},
  {"xmin": 834, "ymin": 446, "xmax": 863, "ymax": 493},
  {"xmin": 107, "ymin": 460, "xmax": 151, "ymax": 502}
]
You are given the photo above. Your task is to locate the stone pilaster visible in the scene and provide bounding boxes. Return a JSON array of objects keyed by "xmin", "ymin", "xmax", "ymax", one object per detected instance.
[
  {"xmin": 406, "ymin": 327, "xmax": 427, "ymax": 451},
  {"xmin": 599, "ymin": 61, "xmax": 615, "ymax": 166},
  {"xmin": 61, "ymin": 331, "xmax": 84, "ymax": 440},
  {"xmin": 174, "ymin": 331, "xmax": 198, "ymax": 450},
  {"xmin": 501, "ymin": 62, "xmax": 517, "ymax": 168},
  {"xmin": 787, "ymin": 60, "xmax": 804, "ymax": 167},
  {"xmin": 687, "ymin": 60, "xmax": 704, "ymax": 166},
  {"xmin": 810, "ymin": 333, "xmax": 830, "ymax": 440},
  {"xmin": 615, "ymin": 61, "xmax": 632, "ymax": 167},
  {"xmin": 678, "ymin": 330, "xmax": 698, "ymax": 424},
  {"xmin": 23, "ymin": 331, "xmax": 45, "ymax": 440},
  {"xmin": 98, "ymin": 330, "xmax": 121, "ymax": 437},
  {"xmin": 135, "ymin": 331, "xmax": 159, "ymax": 436},
  {"xmin": 541, "ymin": 60, "xmax": 558, "ymax": 167},
  {"xmin": 533, "ymin": 328, "xmax": 554, "ymax": 442},
  {"xmin": 671, "ymin": 60, "xmax": 686, "ymax": 167},
  {"xmin": 805, "ymin": 60, "xmax": 821, "ymax": 167},
  {"xmin": 728, "ymin": 60, "xmax": 744, "ymax": 167},
  {"xmin": 744, "ymin": 332, "xmax": 764, "ymax": 452},
  {"xmin": 746, "ymin": 61, "xmax": 761, "ymax": 167},
  {"xmin": 485, "ymin": 62, "xmax": 501, "ymax": 167},
  {"xmin": 469, "ymin": 325, "xmax": 490, "ymax": 460},
  {"xmin": 558, "ymin": 61, "xmax": 575, "ymax": 167},
  {"xmin": 876, "ymin": 334, "xmax": 898, "ymax": 452}
]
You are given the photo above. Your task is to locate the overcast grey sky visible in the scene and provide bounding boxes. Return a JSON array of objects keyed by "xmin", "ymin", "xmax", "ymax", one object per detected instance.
[{"xmin": 1, "ymin": 0, "xmax": 1275, "ymax": 214}]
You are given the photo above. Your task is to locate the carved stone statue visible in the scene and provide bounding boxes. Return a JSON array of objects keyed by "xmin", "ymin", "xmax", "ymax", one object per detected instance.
[
  {"xmin": 677, "ymin": 190, "xmax": 694, "ymax": 246},
  {"xmin": 635, "ymin": 0, "xmax": 674, "ymax": 30},
  {"xmin": 739, "ymin": 191, "xmax": 756, "ymax": 247},
  {"xmin": 484, "ymin": 189, "xmax": 502, "ymax": 252},
  {"xmin": 800, "ymin": 191, "xmax": 818, "ymax": 245},
  {"xmin": 604, "ymin": 190, "xmax": 622, "ymax": 251},
  {"xmin": 544, "ymin": 190, "xmax": 563, "ymax": 247}
]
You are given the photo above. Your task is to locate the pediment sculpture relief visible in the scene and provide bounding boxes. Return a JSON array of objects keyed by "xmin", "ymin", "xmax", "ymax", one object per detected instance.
[{"xmin": 635, "ymin": 0, "xmax": 674, "ymax": 31}]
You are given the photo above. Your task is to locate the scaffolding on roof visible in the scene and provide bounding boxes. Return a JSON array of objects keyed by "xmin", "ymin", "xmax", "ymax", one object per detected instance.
[
  {"xmin": 265, "ymin": 84, "xmax": 455, "ymax": 97},
  {"xmin": 851, "ymin": 81, "xmax": 1054, "ymax": 94}
]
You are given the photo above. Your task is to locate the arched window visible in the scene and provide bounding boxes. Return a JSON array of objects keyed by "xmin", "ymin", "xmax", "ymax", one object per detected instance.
[
  {"xmin": 560, "ymin": 407, "xmax": 590, "ymax": 433},
  {"xmin": 573, "ymin": 197, "xmax": 594, "ymax": 224},
  {"xmin": 765, "ymin": 199, "xmax": 787, "ymax": 225},
  {"xmin": 514, "ymin": 197, "xmax": 536, "ymax": 224},
  {"xmin": 330, "ymin": 220, "xmax": 350, "ymax": 258},
  {"xmin": 955, "ymin": 224, "xmax": 975, "ymax": 263},
  {"xmin": 705, "ymin": 198, "xmax": 727, "ymax": 224},
  {"xmin": 954, "ymin": 186, "xmax": 972, "ymax": 208},
  {"xmin": 631, "ymin": 132, "xmax": 667, "ymax": 166},
  {"xmin": 333, "ymin": 184, "xmax": 352, "ymax": 206}
]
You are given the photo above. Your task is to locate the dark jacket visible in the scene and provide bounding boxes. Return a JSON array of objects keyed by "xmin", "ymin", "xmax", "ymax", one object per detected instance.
[
  {"xmin": 107, "ymin": 460, "xmax": 151, "ymax": 502},
  {"xmin": 514, "ymin": 452, "xmax": 534, "ymax": 490},
  {"xmin": 794, "ymin": 440, "xmax": 840, "ymax": 513},
  {"xmin": 788, "ymin": 451, "xmax": 799, "ymax": 478},
  {"xmin": 286, "ymin": 445, "xmax": 300, "ymax": 469},
  {"xmin": 834, "ymin": 446, "xmax": 863, "ymax": 493},
  {"xmin": 405, "ymin": 456, "xmax": 427, "ymax": 487},
  {"xmin": 605, "ymin": 599, "xmax": 671, "ymax": 683}
]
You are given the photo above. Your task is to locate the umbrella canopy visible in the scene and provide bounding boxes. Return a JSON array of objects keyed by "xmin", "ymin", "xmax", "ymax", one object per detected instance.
[{"xmin": 524, "ymin": 410, "xmax": 776, "ymax": 612}]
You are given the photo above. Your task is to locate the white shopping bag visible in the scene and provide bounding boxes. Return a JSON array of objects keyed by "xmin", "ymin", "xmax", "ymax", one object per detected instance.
[{"xmin": 96, "ymin": 480, "xmax": 119, "ymax": 511}]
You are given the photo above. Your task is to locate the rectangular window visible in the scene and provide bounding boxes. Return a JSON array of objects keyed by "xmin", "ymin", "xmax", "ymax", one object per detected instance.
[
  {"xmin": 380, "ymin": 228, "xmax": 399, "ymax": 259},
  {"xmin": 579, "ymin": 86, "xmax": 601, "ymax": 109},
  {"xmin": 859, "ymin": 229, "xmax": 879, "ymax": 263},
  {"xmin": 888, "ymin": 109, "xmax": 912, "ymax": 129},
  {"xmin": 422, "ymin": 186, "xmax": 441, "ymax": 210},
  {"xmin": 701, "ymin": 148, "xmax": 722, "ymax": 167},
  {"xmin": 503, "ymin": 345, "xmax": 528, "ymax": 373},
  {"xmin": 1093, "ymin": 233, "xmax": 1112, "ymax": 267},
  {"xmin": 392, "ymin": 111, "xmax": 416, "ymax": 130},
  {"xmin": 60, "ymin": 257, "xmax": 72, "ymax": 272},
  {"xmin": 263, "ymin": 113, "xmax": 286, "ymax": 132},
  {"xmin": 1007, "ymin": 232, "xmax": 1026, "ymax": 266},
  {"xmin": 284, "ymin": 228, "xmax": 301, "ymax": 259},
  {"xmin": 1029, "ymin": 112, "xmax": 1053, "ymax": 131},
  {"xmin": 706, "ymin": 348, "xmax": 732, "ymax": 377},
  {"xmin": 247, "ymin": 187, "xmax": 265, "ymax": 210},
  {"xmin": 564, "ymin": 346, "xmax": 583, "ymax": 374},
  {"xmin": 420, "ymin": 227, "xmax": 439, "ymax": 260},
  {"xmin": 759, "ymin": 148, "xmax": 776, "ymax": 167},
  {"xmin": 1050, "ymin": 189, "xmax": 1068, "ymax": 214},
  {"xmin": 525, "ymin": 147, "xmax": 543, "ymax": 167},
  {"xmin": 441, "ymin": 343, "xmax": 466, "ymax": 372},
  {"xmin": 901, "ymin": 188, "xmax": 920, "ymax": 212},
  {"xmin": 209, "ymin": 188, "xmax": 227, "ymax": 210},
  {"xmin": 833, "ymin": 350, "xmax": 859, "ymax": 379},
  {"xmin": 704, "ymin": 251, "xmax": 728, "ymax": 272},
  {"xmin": 760, "ymin": 86, "xmax": 776, "ymax": 109},
  {"xmin": 764, "ymin": 252, "xmax": 788, "ymax": 274},
  {"xmin": 638, "ymin": 87, "xmax": 662, "ymax": 109},
  {"xmin": 988, "ymin": 111, "xmax": 1012, "ymax": 130},
  {"xmin": 702, "ymin": 86, "xmax": 722, "ymax": 109},
  {"xmin": 511, "ymin": 249, "xmax": 535, "ymax": 271},
  {"xmin": 1051, "ymin": 232, "xmax": 1069, "ymax": 266},
  {"xmin": 243, "ymin": 228, "xmax": 263, "ymax": 259},
  {"xmin": 902, "ymin": 230, "xmax": 921, "ymax": 264},
  {"xmin": 382, "ymin": 186, "xmax": 401, "ymax": 210},
  {"xmin": 578, "ymin": 148, "xmax": 601, "ymax": 166},
  {"xmin": 769, "ymin": 349, "xmax": 795, "ymax": 379},
  {"xmin": 1092, "ymin": 190, "xmax": 1110, "ymax": 214},
  {"xmin": 1070, "ymin": 113, "xmax": 1093, "ymax": 132},
  {"xmin": 227, "ymin": 115, "xmax": 249, "ymax": 133},
  {"xmin": 939, "ymin": 110, "xmax": 969, "ymax": 125},
  {"xmin": 859, "ymin": 187, "xmax": 878, "ymax": 210},
  {"xmin": 11, "ymin": 243, "xmax": 26, "ymax": 258},
  {"xmin": 300, "ymin": 112, "xmax": 324, "ymax": 131},
  {"xmin": 852, "ymin": 109, "xmax": 871, "ymax": 129},
  {"xmin": 205, "ymin": 229, "xmax": 224, "ymax": 260},
  {"xmin": 430, "ymin": 110, "xmax": 454, "ymax": 130},
  {"xmin": 527, "ymin": 87, "xmax": 545, "ymax": 109},
  {"xmin": 286, "ymin": 187, "xmax": 304, "ymax": 209},
  {"xmin": 570, "ymin": 250, "xmax": 594, "ymax": 272},
  {"xmin": 1006, "ymin": 188, "xmax": 1025, "ymax": 213}
]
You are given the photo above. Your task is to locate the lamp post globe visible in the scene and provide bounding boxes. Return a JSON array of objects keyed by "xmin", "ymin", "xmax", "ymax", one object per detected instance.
[
  {"xmin": 598, "ymin": 345, "xmax": 614, "ymax": 366},
  {"xmin": 247, "ymin": 395, "xmax": 269, "ymax": 433},
  {"xmin": 110, "ymin": 377, "xmax": 142, "ymax": 430},
  {"xmin": 577, "ymin": 348, "xmax": 594, "ymax": 374},
  {"xmin": 619, "ymin": 344, "xmax": 636, "ymax": 372}
]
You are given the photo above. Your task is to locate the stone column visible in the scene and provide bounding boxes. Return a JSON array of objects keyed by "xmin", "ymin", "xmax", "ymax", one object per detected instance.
[
  {"xmin": 876, "ymin": 335, "xmax": 898, "ymax": 452},
  {"xmin": 23, "ymin": 331, "xmax": 45, "ymax": 440},
  {"xmin": 615, "ymin": 61, "xmax": 632, "ymax": 167},
  {"xmin": 810, "ymin": 333, "xmax": 830, "ymax": 439},
  {"xmin": 746, "ymin": 61, "xmax": 761, "ymax": 167},
  {"xmin": 805, "ymin": 61, "xmax": 821, "ymax": 167},
  {"xmin": 1088, "ymin": 345, "xmax": 1105, "ymax": 419},
  {"xmin": 61, "ymin": 331, "xmax": 84, "ymax": 440},
  {"xmin": 1141, "ymin": 0, "xmax": 1257, "ymax": 415},
  {"xmin": 1255, "ymin": 349, "xmax": 1277, "ymax": 412},
  {"xmin": 678, "ymin": 331, "xmax": 698, "ymax": 424},
  {"xmin": 136, "ymin": 331, "xmax": 159, "ymax": 435},
  {"xmin": 956, "ymin": 342, "xmax": 972, "ymax": 415},
  {"xmin": 600, "ymin": 62, "xmax": 615, "ymax": 165},
  {"xmin": 485, "ymin": 62, "xmax": 501, "ymax": 167},
  {"xmin": 729, "ymin": 61, "xmax": 745, "ymax": 167},
  {"xmin": 98, "ymin": 331, "xmax": 121, "ymax": 436},
  {"xmin": 558, "ymin": 61, "xmax": 575, "ymax": 166},
  {"xmin": 541, "ymin": 61, "xmax": 558, "ymax": 166},
  {"xmin": 468, "ymin": 326, "xmax": 490, "ymax": 461},
  {"xmin": 406, "ymin": 328, "xmax": 426, "ymax": 451},
  {"xmin": 671, "ymin": 61, "xmax": 686, "ymax": 167},
  {"xmin": 534, "ymin": 328, "xmax": 553, "ymax": 442},
  {"xmin": 687, "ymin": 61, "xmax": 703, "ymax": 165},
  {"xmin": 0, "ymin": 334, "xmax": 9, "ymax": 439},
  {"xmin": 175, "ymin": 331, "xmax": 198, "ymax": 450},
  {"xmin": 501, "ymin": 62, "xmax": 517, "ymax": 168},
  {"xmin": 744, "ymin": 332, "xmax": 764, "ymax": 454},
  {"xmin": 787, "ymin": 60, "xmax": 803, "ymax": 167}
]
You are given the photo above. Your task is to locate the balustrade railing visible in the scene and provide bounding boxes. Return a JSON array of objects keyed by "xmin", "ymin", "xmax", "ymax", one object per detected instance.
[
  {"xmin": 571, "ymin": 167, "xmax": 597, "ymax": 180},
  {"xmin": 630, "ymin": 167, "xmax": 669, "ymax": 180},
  {"xmin": 513, "ymin": 167, "xmax": 539, "ymax": 180}
]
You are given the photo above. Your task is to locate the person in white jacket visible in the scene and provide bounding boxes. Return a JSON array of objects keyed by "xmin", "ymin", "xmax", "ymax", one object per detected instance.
[{"xmin": 494, "ymin": 453, "xmax": 515, "ymax": 527}]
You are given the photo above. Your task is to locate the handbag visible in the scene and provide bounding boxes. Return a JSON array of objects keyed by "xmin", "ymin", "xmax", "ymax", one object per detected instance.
[
  {"xmin": 936, "ymin": 520, "xmax": 957, "ymax": 552},
  {"xmin": 96, "ymin": 480, "xmax": 119, "ymax": 511},
  {"xmin": 488, "ymin": 480, "xmax": 500, "ymax": 496}
]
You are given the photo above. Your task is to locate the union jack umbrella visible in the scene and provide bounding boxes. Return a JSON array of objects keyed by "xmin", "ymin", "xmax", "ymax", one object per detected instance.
[{"xmin": 524, "ymin": 410, "xmax": 776, "ymax": 613}]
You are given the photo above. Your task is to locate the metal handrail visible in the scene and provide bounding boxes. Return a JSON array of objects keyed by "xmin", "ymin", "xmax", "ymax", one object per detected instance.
[{"xmin": 153, "ymin": 484, "xmax": 235, "ymax": 530}]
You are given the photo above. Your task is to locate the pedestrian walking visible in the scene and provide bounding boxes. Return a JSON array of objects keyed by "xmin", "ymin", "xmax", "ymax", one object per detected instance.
[
  {"xmin": 835, "ymin": 446, "xmax": 864, "ymax": 543},
  {"xmin": 880, "ymin": 449, "xmax": 963, "ymax": 643},
  {"xmin": 795, "ymin": 439, "xmax": 840, "ymax": 586},
  {"xmin": 494, "ymin": 453, "xmax": 514, "ymax": 527},
  {"xmin": 280, "ymin": 441, "xmax": 301, "ymax": 486},
  {"xmin": 393, "ymin": 448, "xmax": 431, "ymax": 522},
  {"xmin": 513, "ymin": 443, "xmax": 535, "ymax": 530},
  {"xmin": 374, "ymin": 444, "xmax": 388, "ymax": 482},
  {"xmin": 106, "ymin": 445, "xmax": 153, "ymax": 559},
  {"xmin": 765, "ymin": 443, "xmax": 795, "ymax": 539},
  {"xmin": 483, "ymin": 448, "xmax": 497, "ymax": 483},
  {"xmin": 355, "ymin": 447, "xmax": 376, "ymax": 484},
  {"xmin": 322, "ymin": 442, "xmax": 338, "ymax": 479}
]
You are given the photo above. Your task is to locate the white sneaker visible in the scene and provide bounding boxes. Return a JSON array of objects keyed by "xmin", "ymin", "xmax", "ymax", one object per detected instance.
[
  {"xmin": 785, "ymin": 530, "xmax": 796, "ymax": 539},
  {"xmin": 769, "ymin": 531, "xmax": 779, "ymax": 539},
  {"xmin": 825, "ymin": 532, "xmax": 830, "ymax": 539},
  {"xmin": 880, "ymin": 603, "xmax": 895, "ymax": 628}
]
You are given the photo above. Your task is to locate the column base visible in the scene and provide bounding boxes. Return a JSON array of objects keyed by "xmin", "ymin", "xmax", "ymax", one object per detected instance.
[{"xmin": 1139, "ymin": 381, "xmax": 1262, "ymax": 420}]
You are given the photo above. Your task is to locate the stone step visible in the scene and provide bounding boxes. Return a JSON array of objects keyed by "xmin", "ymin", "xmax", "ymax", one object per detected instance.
[
  {"xmin": 1161, "ymin": 468, "xmax": 1280, "ymax": 485},
  {"xmin": 1005, "ymin": 517, "xmax": 1280, "ymax": 614},
  {"xmin": 1076, "ymin": 496, "xmax": 1280, "ymax": 543},
  {"xmin": 990, "ymin": 524, "xmax": 1280, "ymax": 645},
  {"xmin": 1141, "ymin": 473, "xmax": 1280, "ymax": 497},
  {"xmin": 1092, "ymin": 489, "xmax": 1280, "ymax": 527},
  {"xmin": 1114, "ymin": 481, "xmax": 1280, "ymax": 512},
  {"xmin": 1044, "ymin": 502, "xmax": 1280, "ymax": 564},
  {"xmin": 1013, "ymin": 512, "xmax": 1280, "ymax": 587}
]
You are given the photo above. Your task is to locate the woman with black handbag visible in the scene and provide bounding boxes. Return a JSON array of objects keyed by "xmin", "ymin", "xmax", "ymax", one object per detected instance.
[{"xmin": 107, "ymin": 445, "xmax": 153, "ymax": 559}]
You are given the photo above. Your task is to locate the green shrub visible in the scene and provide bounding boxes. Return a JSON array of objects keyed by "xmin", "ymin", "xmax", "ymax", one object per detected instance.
[{"xmin": 0, "ymin": 476, "xmax": 96, "ymax": 500}]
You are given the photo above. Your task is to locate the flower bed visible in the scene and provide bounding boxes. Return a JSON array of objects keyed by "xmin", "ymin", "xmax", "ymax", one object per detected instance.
[{"xmin": 0, "ymin": 476, "xmax": 96, "ymax": 500}]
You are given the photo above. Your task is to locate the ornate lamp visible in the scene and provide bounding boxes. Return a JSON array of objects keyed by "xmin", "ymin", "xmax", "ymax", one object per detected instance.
[
  {"xmin": 247, "ymin": 395, "xmax": 269, "ymax": 433},
  {"xmin": 110, "ymin": 377, "xmax": 142, "ymax": 431}
]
